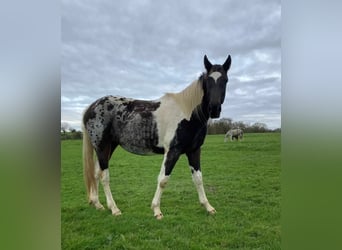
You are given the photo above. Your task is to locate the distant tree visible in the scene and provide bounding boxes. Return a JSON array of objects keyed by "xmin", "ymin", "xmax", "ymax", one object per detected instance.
[
  {"xmin": 251, "ymin": 122, "xmax": 268, "ymax": 133},
  {"xmin": 61, "ymin": 122, "xmax": 69, "ymax": 134},
  {"xmin": 232, "ymin": 121, "xmax": 247, "ymax": 131},
  {"xmin": 220, "ymin": 118, "xmax": 233, "ymax": 127},
  {"xmin": 207, "ymin": 117, "xmax": 279, "ymax": 134},
  {"xmin": 70, "ymin": 130, "xmax": 82, "ymax": 139},
  {"xmin": 208, "ymin": 118, "xmax": 233, "ymax": 134},
  {"xmin": 273, "ymin": 128, "xmax": 281, "ymax": 133}
]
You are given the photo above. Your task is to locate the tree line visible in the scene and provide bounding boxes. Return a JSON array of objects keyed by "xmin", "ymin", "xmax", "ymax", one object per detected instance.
[
  {"xmin": 207, "ymin": 118, "xmax": 280, "ymax": 134},
  {"xmin": 61, "ymin": 118, "xmax": 280, "ymax": 140},
  {"xmin": 61, "ymin": 122, "xmax": 82, "ymax": 140}
]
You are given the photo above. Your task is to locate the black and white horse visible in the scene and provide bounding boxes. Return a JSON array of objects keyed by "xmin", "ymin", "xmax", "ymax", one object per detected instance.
[
  {"xmin": 82, "ymin": 55, "xmax": 231, "ymax": 219},
  {"xmin": 224, "ymin": 128, "xmax": 243, "ymax": 142}
]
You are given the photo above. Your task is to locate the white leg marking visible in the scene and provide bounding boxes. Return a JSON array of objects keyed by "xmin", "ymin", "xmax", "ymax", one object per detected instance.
[
  {"xmin": 89, "ymin": 161, "xmax": 105, "ymax": 210},
  {"xmin": 100, "ymin": 169, "xmax": 121, "ymax": 216},
  {"xmin": 190, "ymin": 167, "xmax": 216, "ymax": 214},
  {"xmin": 151, "ymin": 157, "xmax": 170, "ymax": 219}
]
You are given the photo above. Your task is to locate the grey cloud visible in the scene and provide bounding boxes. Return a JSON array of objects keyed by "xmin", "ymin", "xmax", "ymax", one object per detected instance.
[{"xmin": 62, "ymin": 0, "xmax": 281, "ymax": 130}]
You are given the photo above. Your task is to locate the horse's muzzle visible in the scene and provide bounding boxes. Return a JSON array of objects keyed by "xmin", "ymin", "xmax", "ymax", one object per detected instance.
[{"xmin": 209, "ymin": 105, "xmax": 221, "ymax": 118}]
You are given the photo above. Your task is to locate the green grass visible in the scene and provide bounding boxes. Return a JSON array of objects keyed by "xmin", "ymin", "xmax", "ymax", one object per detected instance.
[{"xmin": 62, "ymin": 133, "xmax": 280, "ymax": 249}]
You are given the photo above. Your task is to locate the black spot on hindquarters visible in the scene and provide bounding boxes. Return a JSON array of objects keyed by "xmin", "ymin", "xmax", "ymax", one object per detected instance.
[
  {"xmin": 107, "ymin": 104, "xmax": 114, "ymax": 111},
  {"xmin": 83, "ymin": 96, "xmax": 112, "ymax": 124},
  {"xmin": 98, "ymin": 97, "xmax": 108, "ymax": 106},
  {"xmin": 83, "ymin": 102, "xmax": 97, "ymax": 124}
]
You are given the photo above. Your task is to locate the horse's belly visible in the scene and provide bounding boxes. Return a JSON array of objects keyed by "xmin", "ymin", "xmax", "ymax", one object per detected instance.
[{"xmin": 120, "ymin": 143, "xmax": 155, "ymax": 155}]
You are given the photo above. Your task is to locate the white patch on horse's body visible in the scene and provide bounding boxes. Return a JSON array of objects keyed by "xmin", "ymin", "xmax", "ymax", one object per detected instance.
[
  {"xmin": 153, "ymin": 97, "xmax": 186, "ymax": 150},
  {"xmin": 153, "ymin": 79, "xmax": 203, "ymax": 150},
  {"xmin": 209, "ymin": 71, "xmax": 222, "ymax": 83}
]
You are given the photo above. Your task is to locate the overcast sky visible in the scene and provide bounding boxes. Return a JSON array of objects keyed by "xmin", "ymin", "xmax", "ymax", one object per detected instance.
[{"xmin": 61, "ymin": 0, "xmax": 281, "ymax": 130}]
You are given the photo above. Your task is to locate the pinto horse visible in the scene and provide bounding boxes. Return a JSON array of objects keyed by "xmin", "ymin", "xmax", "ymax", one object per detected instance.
[{"xmin": 82, "ymin": 55, "xmax": 231, "ymax": 219}]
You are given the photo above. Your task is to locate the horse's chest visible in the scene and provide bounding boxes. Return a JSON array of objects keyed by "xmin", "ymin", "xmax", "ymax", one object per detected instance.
[{"xmin": 171, "ymin": 119, "xmax": 207, "ymax": 152}]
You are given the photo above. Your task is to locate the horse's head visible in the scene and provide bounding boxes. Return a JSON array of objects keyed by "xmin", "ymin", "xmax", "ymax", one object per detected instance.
[{"xmin": 202, "ymin": 54, "xmax": 231, "ymax": 118}]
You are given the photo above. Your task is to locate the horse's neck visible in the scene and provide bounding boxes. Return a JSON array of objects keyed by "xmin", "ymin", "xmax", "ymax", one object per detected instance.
[
  {"xmin": 193, "ymin": 104, "xmax": 209, "ymax": 124},
  {"xmin": 167, "ymin": 80, "xmax": 204, "ymax": 120}
]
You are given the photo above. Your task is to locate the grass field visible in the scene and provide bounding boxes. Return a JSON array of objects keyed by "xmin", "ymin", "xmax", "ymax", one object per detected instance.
[{"xmin": 62, "ymin": 133, "xmax": 280, "ymax": 249}]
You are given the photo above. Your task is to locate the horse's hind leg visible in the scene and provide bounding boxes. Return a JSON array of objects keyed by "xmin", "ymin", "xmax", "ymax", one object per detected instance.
[
  {"xmin": 100, "ymin": 168, "xmax": 121, "ymax": 216},
  {"xmin": 89, "ymin": 160, "xmax": 105, "ymax": 210},
  {"xmin": 97, "ymin": 143, "xmax": 122, "ymax": 216}
]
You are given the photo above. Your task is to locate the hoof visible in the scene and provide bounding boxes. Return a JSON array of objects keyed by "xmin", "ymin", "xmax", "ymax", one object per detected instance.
[
  {"xmin": 208, "ymin": 209, "xmax": 216, "ymax": 215},
  {"xmin": 155, "ymin": 213, "xmax": 163, "ymax": 220},
  {"xmin": 112, "ymin": 210, "xmax": 122, "ymax": 216},
  {"xmin": 90, "ymin": 201, "xmax": 105, "ymax": 210},
  {"xmin": 96, "ymin": 205, "xmax": 105, "ymax": 210}
]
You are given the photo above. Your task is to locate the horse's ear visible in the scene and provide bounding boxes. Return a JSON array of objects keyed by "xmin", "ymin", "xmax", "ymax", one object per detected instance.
[
  {"xmin": 204, "ymin": 55, "xmax": 212, "ymax": 72},
  {"xmin": 223, "ymin": 55, "xmax": 231, "ymax": 72}
]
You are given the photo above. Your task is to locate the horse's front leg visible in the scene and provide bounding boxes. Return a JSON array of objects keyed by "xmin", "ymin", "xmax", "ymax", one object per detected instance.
[
  {"xmin": 151, "ymin": 149, "xmax": 180, "ymax": 219},
  {"xmin": 186, "ymin": 148, "xmax": 216, "ymax": 214}
]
